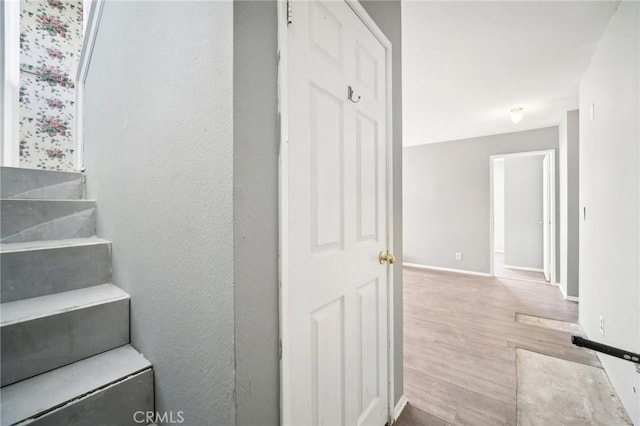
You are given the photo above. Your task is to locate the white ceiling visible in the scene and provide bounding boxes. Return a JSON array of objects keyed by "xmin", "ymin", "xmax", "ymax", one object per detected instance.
[{"xmin": 402, "ymin": 1, "xmax": 619, "ymax": 147}]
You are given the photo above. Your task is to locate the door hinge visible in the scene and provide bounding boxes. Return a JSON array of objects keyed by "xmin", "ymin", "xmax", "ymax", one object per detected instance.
[
  {"xmin": 279, "ymin": 338, "xmax": 282, "ymax": 360},
  {"xmin": 287, "ymin": 0, "xmax": 293, "ymax": 25}
]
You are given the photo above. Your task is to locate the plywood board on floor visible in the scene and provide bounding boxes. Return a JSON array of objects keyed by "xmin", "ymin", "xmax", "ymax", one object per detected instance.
[
  {"xmin": 515, "ymin": 312, "xmax": 584, "ymax": 334},
  {"xmin": 516, "ymin": 348, "xmax": 632, "ymax": 425}
]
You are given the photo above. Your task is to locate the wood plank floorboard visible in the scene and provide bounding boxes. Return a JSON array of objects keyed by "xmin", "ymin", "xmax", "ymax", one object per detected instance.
[{"xmin": 401, "ymin": 266, "xmax": 599, "ymax": 426}]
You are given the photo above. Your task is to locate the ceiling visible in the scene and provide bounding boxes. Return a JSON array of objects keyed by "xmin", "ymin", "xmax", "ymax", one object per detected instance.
[{"xmin": 402, "ymin": 1, "xmax": 620, "ymax": 147}]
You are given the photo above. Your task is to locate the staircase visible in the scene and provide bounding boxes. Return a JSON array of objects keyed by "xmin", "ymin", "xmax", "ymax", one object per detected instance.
[{"xmin": 0, "ymin": 167, "xmax": 154, "ymax": 425}]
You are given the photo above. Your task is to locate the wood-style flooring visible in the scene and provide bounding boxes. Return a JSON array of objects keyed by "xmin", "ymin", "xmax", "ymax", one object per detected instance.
[{"xmin": 398, "ymin": 266, "xmax": 599, "ymax": 426}]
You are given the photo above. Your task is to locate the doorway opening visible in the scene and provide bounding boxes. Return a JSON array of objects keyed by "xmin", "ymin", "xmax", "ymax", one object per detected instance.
[{"xmin": 490, "ymin": 150, "xmax": 556, "ymax": 284}]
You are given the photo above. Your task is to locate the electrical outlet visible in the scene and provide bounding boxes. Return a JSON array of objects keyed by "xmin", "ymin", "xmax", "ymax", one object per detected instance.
[
  {"xmin": 599, "ymin": 316, "xmax": 605, "ymax": 335},
  {"xmin": 456, "ymin": 252, "xmax": 462, "ymax": 261}
]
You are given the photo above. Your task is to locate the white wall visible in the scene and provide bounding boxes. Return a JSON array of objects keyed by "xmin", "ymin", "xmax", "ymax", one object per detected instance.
[
  {"xmin": 559, "ymin": 110, "xmax": 580, "ymax": 298},
  {"xmin": 504, "ymin": 155, "xmax": 544, "ymax": 270},
  {"xmin": 579, "ymin": 2, "xmax": 640, "ymax": 423},
  {"xmin": 493, "ymin": 159, "xmax": 505, "ymax": 252},
  {"xmin": 83, "ymin": 2, "xmax": 235, "ymax": 424},
  {"xmin": 403, "ymin": 127, "xmax": 559, "ymax": 274}
]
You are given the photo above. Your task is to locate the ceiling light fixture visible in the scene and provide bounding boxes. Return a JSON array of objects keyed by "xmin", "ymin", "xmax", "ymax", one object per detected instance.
[{"xmin": 511, "ymin": 107, "xmax": 524, "ymax": 124}]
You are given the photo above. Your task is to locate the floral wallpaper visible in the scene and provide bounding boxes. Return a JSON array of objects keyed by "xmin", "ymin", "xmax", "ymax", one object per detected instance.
[{"xmin": 20, "ymin": 0, "xmax": 83, "ymax": 170}]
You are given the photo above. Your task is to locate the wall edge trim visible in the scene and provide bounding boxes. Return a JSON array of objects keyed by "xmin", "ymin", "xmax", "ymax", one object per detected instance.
[{"xmin": 393, "ymin": 394, "xmax": 408, "ymax": 421}]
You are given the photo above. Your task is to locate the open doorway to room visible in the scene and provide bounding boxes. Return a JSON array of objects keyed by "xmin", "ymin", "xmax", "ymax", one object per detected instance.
[
  {"xmin": 398, "ymin": 1, "xmax": 637, "ymax": 424},
  {"xmin": 490, "ymin": 150, "xmax": 556, "ymax": 285}
]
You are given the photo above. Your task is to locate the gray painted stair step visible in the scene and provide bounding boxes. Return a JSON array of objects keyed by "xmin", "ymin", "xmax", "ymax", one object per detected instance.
[
  {"xmin": 0, "ymin": 167, "xmax": 84, "ymax": 200},
  {"xmin": 0, "ymin": 237, "xmax": 111, "ymax": 303},
  {"xmin": 0, "ymin": 345, "xmax": 152, "ymax": 426},
  {"xmin": 0, "ymin": 199, "xmax": 96, "ymax": 243},
  {"xmin": 1, "ymin": 284, "xmax": 129, "ymax": 387},
  {"xmin": 17, "ymin": 370, "xmax": 154, "ymax": 426}
]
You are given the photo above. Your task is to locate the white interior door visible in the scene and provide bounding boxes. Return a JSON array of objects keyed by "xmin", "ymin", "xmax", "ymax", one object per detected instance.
[
  {"xmin": 542, "ymin": 154, "xmax": 551, "ymax": 282},
  {"xmin": 282, "ymin": 1, "xmax": 391, "ymax": 425}
]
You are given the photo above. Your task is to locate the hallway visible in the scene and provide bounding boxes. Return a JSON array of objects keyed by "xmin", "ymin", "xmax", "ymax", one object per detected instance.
[{"xmin": 400, "ymin": 266, "xmax": 630, "ymax": 425}]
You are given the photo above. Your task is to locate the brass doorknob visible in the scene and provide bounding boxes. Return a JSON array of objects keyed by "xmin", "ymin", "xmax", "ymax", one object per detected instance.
[{"xmin": 379, "ymin": 250, "xmax": 396, "ymax": 264}]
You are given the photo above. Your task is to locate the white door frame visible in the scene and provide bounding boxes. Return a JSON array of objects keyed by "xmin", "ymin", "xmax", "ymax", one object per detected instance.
[
  {"xmin": 277, "ymin": 0, "xmax": 396, "ymax": 423},
  {"xmin": 489, "ymin": 149, "xmax": 557, "ymax": 284},
  {"xmin": 2, "ymin": 0, "xmax": 20, "ymax": 167},
  {"xmin": 74, "ymin": 0, "xmax": 105, "ymax": 171}
]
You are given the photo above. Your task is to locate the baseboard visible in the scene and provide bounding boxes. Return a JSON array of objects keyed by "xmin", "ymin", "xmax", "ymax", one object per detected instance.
[
  {"xmin": 393, "ymin": 394, "xmax": 408, "ymax": 421},
  {"xmin": 559, "ymin": 283, "xmax": 568, "ymax": 298},
  {"xmin": 403, "ymin": 262, "xmax": 492, "ymax": 277},
  {"xmin": 558, "ymin": 284, "xmax": 579, "ymax": 301},
  {"xmin": 503, "ymin": 264, "xmax": 544, "ymax": 273}
]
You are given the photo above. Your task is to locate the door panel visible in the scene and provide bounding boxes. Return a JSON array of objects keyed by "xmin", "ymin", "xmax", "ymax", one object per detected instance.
[
  {"xmin": 357, "ymin": 278, "xmax": 380, "ymax": 419},
  {"xmin": 284, "ymin": 1, "xmax": 390, "ymax": 425},
  {"xmin": 356, "ymin": 113, "xmax": 379, "ymax": 242},
  {"xmin": 355, "ymin": 42, "xmax": 379, "ymax": 100},
  {"xmin": 311, "ymin": 297, "xmax": 345, "ymax": 426},
  {"xmin": 310, "ymin": 86, "xmax": 345, "ymax": 253},
  {"xmin": 310, "ymin": 1, "xmax": 343, "ymax": 69}
]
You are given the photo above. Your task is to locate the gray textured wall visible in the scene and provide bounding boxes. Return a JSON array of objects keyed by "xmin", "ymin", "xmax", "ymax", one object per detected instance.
[
  {"xmin": 84, "ymin": 2, "xmax": 235, "ymax": 424},
  {"xmin": 578, "ymin": 2, "xmax": 639, "ymax": 423},
  {"xmin": 84, "ymin": 2, "xmax": 402, "ymax": 423},
  {"xmin": 504, "ymin": 155, "xmax": 544, "ymax": 269},
  {"xmin": 566, "ymin": 111, "xmax": 579, "ymax": 297},
  {"xmin": 559, "ymin": 109, "xmax": 580, "ymax": 298},
  {"xmin": 403, "ymin": 127, "xmax": 559, "ymax": 276},
  {"xmin": 233, "ymin": 1, "xmax": 279, "ymax": 425},
  {"xmin": 359, "ymin": 0, "xmax": 404, "ymax": 405}
]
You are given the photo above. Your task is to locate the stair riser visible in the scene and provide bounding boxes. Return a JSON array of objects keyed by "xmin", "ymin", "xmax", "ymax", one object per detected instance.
[
  {"xmin": 1, "ymin": 345, "xmax": 152, "ymax": 426},
  {"xmin": 20, "ymin": 369, "xmax": 154, "ymax": 426},
  {"xmin": 1, "ymin": 299, "xmax": 129, "ymax": 387},
  {"xmin": 0, "ymin": 200, "xmax": 96, "ymax": 243},
  {"xmin": 1, "ymin": 243, "xmax": 112, "ymax": 303},
  {"xmin": 0, "ymin": 167, "xmax": 84, "ymax": 200}
]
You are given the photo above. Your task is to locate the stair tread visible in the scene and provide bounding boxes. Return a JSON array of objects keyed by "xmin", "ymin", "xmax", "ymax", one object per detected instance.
[
  {"xmin": 1, "ymin": 284, "xmax": 128, "ymax": 326},
  {"xmin": 0, "ymin": 166, "xmax": 83, "ymax": 178},
  {"xmin": 0, "ymin": 198, "xmax": 95, "ymax": 202},
  {"xmin": 0, "ymin": 236, "xmax": 110, "ymax": 253},
  {"xmin": 0, "ymin": 345, "xmax": 151, "ymax": 426}
]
